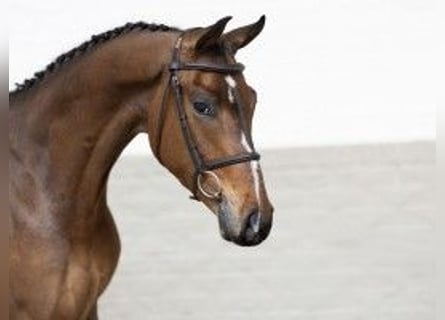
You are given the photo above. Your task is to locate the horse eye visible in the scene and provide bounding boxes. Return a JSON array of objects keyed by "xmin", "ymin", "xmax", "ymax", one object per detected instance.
[{"xmin": 193, "ymin": 101, "xmax": 214, "ymax": 116}]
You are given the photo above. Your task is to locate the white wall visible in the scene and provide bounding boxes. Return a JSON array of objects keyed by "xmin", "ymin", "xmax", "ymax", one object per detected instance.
[{"xmin": 9, "ymin": 0, "xmax": 441, "ymax": 154}]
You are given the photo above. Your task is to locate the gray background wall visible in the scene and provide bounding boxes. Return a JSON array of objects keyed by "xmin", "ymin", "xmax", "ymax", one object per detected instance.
[{"xmin": 102, "ymin": 142, "xmax": 434, "ymax": 319}]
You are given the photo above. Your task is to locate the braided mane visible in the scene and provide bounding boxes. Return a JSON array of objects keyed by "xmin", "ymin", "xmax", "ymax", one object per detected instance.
[{"xmin": 11, "ymin": 22, "xmax": 180, "ymax": 94}]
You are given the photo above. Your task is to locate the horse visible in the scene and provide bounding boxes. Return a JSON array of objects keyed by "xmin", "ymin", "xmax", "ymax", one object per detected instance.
[{"xmin": 9, "ymin": 16, "xmax": 274, "ymax": 319}]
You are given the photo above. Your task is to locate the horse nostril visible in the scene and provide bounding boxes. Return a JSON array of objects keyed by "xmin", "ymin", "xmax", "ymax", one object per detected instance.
[{"xmin": 247, "ymin": 210, "xmax": 260, "ymax": 234}]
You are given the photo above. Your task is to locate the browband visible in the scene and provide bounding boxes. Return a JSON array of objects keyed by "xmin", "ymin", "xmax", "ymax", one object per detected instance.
[{"xmin": 169, "ymin": 62, "xmax": 245, "ymax": 74}]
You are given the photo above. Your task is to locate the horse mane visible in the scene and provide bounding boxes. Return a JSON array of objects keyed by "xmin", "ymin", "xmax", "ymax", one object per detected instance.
[{"xmin": 11, "ymin": 22, "xmax": 181, "ymax": 95}]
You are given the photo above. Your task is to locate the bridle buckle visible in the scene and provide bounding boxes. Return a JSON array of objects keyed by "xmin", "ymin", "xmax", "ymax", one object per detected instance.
[{"xmin": 171, "ymin": 73, "xmax": 179, "ymax": 86}]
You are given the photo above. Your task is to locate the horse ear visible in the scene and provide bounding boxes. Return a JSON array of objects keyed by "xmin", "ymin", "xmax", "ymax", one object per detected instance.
[
  {"xmin": 223, "ymin": 15, "xmax": 266, "ymax": 53},
  {"xmin": 194, "ymin": 16, "xmax": 232, "ymax": 52}
]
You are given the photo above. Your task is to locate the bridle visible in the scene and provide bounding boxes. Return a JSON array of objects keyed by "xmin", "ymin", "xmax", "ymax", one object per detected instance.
[{"xmin": 154, "ymin": 33, "xmax": 260, "ymax": 201}]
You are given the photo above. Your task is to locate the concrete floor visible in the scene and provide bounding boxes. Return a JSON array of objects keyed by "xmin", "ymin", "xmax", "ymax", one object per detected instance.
[{"xmin": 100, "ymin": 142, "xmax": 435, "ymax": 320}]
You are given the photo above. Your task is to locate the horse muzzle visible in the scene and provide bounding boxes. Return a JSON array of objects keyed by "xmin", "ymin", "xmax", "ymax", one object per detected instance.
[{"xmin": 217, "ymin": 201, "xmax": 273, "ymax": 246}]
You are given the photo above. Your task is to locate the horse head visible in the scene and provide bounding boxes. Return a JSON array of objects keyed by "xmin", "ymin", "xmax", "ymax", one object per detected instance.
[{"xmin": 151, "ymin": 16, "xmax": 274, "ymax": 246}]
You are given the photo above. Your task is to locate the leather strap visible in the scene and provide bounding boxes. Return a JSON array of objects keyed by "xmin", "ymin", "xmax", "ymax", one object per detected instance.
[{"xmin": 169, "ymin": 61, "xmax": 245, "ymax": 74}]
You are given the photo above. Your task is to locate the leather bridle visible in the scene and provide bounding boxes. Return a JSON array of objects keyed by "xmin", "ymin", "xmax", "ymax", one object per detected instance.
[{"xmin": 154, "ymin": 33, "xmax": 260, "ymax": 201}]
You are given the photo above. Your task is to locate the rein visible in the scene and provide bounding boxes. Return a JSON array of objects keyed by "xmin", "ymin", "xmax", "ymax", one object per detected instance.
[{"xmin": 154, "ymin": 34, "xmax": 260, "ymax": 201}]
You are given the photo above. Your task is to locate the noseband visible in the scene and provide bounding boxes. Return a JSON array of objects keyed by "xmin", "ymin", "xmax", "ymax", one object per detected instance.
[{"xmin": 154, "ymin": 34, "xmax": 260, "ymax": 201}]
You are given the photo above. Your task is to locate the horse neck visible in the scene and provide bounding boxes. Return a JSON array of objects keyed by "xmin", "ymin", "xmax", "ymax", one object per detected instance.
[{"xmin": 10, "ymin": 31, "xmax": 178, "ymax": 220}]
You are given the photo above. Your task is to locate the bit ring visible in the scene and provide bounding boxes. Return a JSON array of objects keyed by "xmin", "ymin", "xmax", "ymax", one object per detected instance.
[{"xmin": 197, "ymin": 171, "xmax": 222, "ymax": 200}]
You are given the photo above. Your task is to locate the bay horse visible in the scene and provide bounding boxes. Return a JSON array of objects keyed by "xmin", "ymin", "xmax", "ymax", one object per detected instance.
[{"xmin": 9, "ymin": 16, "xmax": 273, "ymax": 319}]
